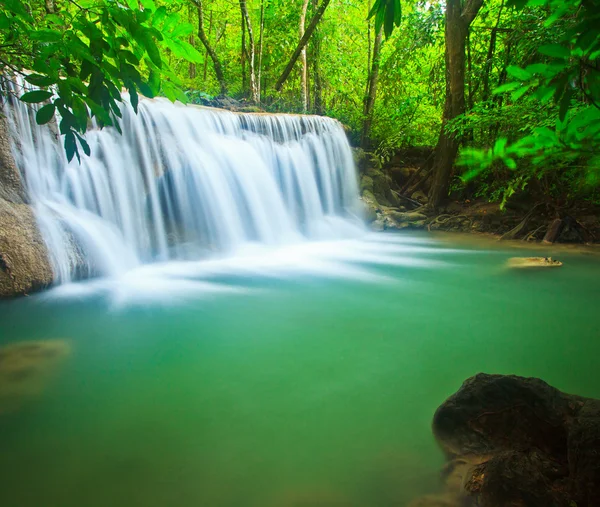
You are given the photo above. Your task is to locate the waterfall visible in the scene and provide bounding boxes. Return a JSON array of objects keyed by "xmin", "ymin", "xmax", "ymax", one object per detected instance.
[{"xmin": 2, "ymin": 78, "xmax": 363, "ymax": 285}]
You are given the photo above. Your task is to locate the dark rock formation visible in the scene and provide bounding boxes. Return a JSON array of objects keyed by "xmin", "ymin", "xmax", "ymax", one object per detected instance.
[{"xmin": 411, "ymin": 374, "xmax": 600, "ymax": 507}]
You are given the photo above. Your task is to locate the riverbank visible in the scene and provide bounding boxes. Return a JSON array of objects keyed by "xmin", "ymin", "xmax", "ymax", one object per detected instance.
[{"xmin": 358, "ymin": 148, "xmax": 600, "ymax": 245}]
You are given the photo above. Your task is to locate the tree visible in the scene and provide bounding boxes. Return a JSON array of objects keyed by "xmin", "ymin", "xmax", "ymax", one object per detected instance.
[
  {"xmin": 299, "ymin": 0, "xmax": 310, "ymax": 111},
  {"xmin": 239, "ymin": 0, "xmax": 259, "ymax": 102},
  {"xmin": 428, "ymin": 0, "xmax": 484, "ymax": 209},
  {"xmin": 191, "ymin": 0, "xmax": 227, "ymax": 96},
  {"xmin": 361, "ymin": 23, "xmax": 383, "ymax": 148},
  {"xmin": 275, "ymin": 0, "xmax": 331, "ymax": 92},
  {"xmin": 458, "ymin": 0, "xmax": 600, "ymax": 194}
]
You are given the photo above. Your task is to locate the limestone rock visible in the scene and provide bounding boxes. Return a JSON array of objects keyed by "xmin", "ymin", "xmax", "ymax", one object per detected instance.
[
  {"xmin": 360, "ymin": 174, "xmax": 374, "ymax": 194},
  {"xmin": 506, "ymin": 257, "xmax": 563, "ymax": 269},
  {"xmin": 0, "ymin": 339, "xmax": 71, "ymax": 414},
  {"xmin": 0, "ymin": 114, "xmax": 26, "ymax": 204},
  {"xmin": 0, "ymin": 198, "xmax": 53, "ymax": 297},
  {"xmin": 411, "ymin": 190, "xmax": 429, "ymax": 204}
]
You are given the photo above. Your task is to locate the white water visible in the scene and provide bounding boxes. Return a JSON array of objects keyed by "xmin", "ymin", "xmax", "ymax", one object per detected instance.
[{"xmin": 2, "ymin": 78, "xmax": 364, "ymax": 285}]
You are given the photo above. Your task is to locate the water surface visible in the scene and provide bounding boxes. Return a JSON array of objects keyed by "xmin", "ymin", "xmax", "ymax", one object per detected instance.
[{"xmin": 1, "ymin": 232, "xmax": 599, "ymax": 507}]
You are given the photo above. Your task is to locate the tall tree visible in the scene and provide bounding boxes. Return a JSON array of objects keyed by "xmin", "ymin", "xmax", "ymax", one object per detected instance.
[
  {"xmin": 310, "ymin": 0, "xmax": 323, "ymax": 114},
  {"xmin": 275, "ymin": 0, "xmax": 331, "ymax": 92},
  {"xmin": 239, "ymin": 0, "xmax": 259, "ymax": 102},
  {"xmin": 428, "ymin": 0, "xmax": 484, "ymax": 209},
  {"xmin": 299, "ymin": 0, "xmax": 310, "ymax": 112},
  {"xmin": 257, "ymin": 0, "xmax": 265, "ymax": 102},
  {"xmin": 191, "ymin": 0, "xmax": 228, "ymax": 96},
  {"xmin": 361, "ymin": 23, "xmax": 384, "ymax": 149}
]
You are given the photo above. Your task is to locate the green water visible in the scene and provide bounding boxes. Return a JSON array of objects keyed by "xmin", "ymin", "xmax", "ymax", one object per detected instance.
[{"xmin": 1, "ymin": 233, "xmax": 600, "ymax": 507}]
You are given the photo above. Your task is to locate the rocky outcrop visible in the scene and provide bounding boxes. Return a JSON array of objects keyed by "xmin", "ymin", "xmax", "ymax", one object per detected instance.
[
  {"xmin": 410, "ymin": 374, "xmax": 600, "ymax": 507},
  {"xmin": 0, "ymin": 111, "xmax": 53, "ymax": 297},
  {"xmin": 0, "ymin": 114, "xmax": 26, "ymax": 204},
  {"xmin": 0, "ymin": 198, "xmax": 53, "ymax": 297}
]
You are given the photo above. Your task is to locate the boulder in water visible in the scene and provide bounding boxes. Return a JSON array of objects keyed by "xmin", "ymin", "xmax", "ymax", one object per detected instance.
[
  {"xmin": 409, "ymin": 374, "xmax": 600, "ymax": 507},
  {"xmin": 0, "ymin": 339, "xmax": 71, "ymax": 414}
]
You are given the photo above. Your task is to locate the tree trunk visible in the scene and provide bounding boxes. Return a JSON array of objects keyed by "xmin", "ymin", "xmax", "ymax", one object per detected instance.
[
  {"xmin": 542, "ymin": 219, "xmax": 565, "ymax": 244},
  {"xmin": 257, "ymin": 0, "xmax": 265, "ymax": 102},
  {"xmin": 44, "ymin": 0, "xmax": 56, "ymax": 14},
  {"xmin": 275, "ymin": 0, "xmax": 331, "ymax": 91},
  {"xmin": 202, "ymin": 8, "xmax": 213, "ymax": 81},
  {"xmin": 241, "ymin": 13, "xmax": 247, "ymax": 92},
  {"xmin": 188, "ymin": 5, "xmax": 197, "ymax": 80},
  {"xmin": 192, "ymin": 0, "xmax": 227, "ymax": 96},
  {"xmin": 239, "ymin": 0, "xmax": 259, "ymax": 103},
  {"xmin": 482, "ymin": 2, "xmax": 504, "ymax": 102},
  {"xmin": 361, "ymin": 25, "xmax": 383, "ymax": 149},
  {"xmin": 311, "ymin": 0, "xmax": 323, "ymax": 114},
  {"xmin": 300, "ymin": 0, "xmax": 310, "ymax": 111},
  {"xmin": 428, "ymin": 0, "xmax": 484, "ymax": 209}
]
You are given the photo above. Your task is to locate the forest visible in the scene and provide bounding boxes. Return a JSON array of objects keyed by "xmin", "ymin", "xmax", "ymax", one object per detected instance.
[{"xmin": 1, "ymin": 0, "xmax": 599, "ymax": 224}]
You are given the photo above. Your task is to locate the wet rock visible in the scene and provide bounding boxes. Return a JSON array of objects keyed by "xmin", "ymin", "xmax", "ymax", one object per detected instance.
[
  {"xmin": 360, "ymin": 174, "xmax": 374, "ymax": 194},
  {"xmin": 433, "ymin": 374, "xmax": 573, "ymax": 457},
  {"xmin": 416, "ymin": 374, "xmax": 600, "ymax": 507},
  {"xmin": 388, "ymin": 211, "xmax": 428, "ymax": 223},
  {"xmin": 0, "ymin": 114, "xmax": 26, "ymax": 204},
  {"xmin": 506, "ymin": 257, "xmax": 563, "ymax": 269},
  {"xmin": 0, "ymin": 339, "xmax": 71, "ymax": 414},
  {"xmin": 411, "ymin": 190, "xmax": 429, "ymax": 204},
  {"xmin": 0, "ymin": 198, "xmax": 54, "ymax": 297}
]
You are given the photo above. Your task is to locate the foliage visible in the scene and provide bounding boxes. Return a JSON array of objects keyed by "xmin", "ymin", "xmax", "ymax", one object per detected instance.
[
  {"xmin": 457, "ymin": 0, "xmax": 600, "ymax": 203},
  {"xmin": 0, "ymin": 0, "xmax": 202, "ymax": 160},
  {"xmin": 368, "ymin": 0, "xmax": 402, "ymax": 38}
]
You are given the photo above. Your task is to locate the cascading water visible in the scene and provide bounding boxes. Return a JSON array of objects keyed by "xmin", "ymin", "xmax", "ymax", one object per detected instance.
[{"xmin": 2, "ymin": 77, "xmax": 364, "ymax": 286}]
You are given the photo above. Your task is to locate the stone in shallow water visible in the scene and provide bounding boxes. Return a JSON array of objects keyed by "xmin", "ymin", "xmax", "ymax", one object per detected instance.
[
  {"xmin": 506, "ymin": 256, "xmax": 563, "ymax": 268},
  {"xmin": 0, "ymin": 339, "xmax": 71, "ymax": 414}
]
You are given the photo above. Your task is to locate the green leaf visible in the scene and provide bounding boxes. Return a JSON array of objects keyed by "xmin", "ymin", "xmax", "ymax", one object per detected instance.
[
  {"xmin": 140, "ymin": 0, "xmax": 156, "ymax": 9},
  {"xmin": 559, "ymin": 87, "xmax": 573, "ymax": 122},
  {"xmin": 538, "ymin": 44, "xmax": 571, "ymax": 59},
  {"xmin": 25, "ymin": 74, "xmax": 57, "ymax": 87},
  {"xmin": 35, "ymin": 103, "xmax": 56, "ymax": 125},
  {"xmin": 20, "ymin": 90, "xmax": 53, "ymax": 103},
  {"xmin": 506, "ymin": 66, "xmax": 531, "ymax": 81},
  {"xmin": 140, "ymin": 31, "xmax": 162, "ymax": 68},
  {"xmin": 29, "ymin": 29, "xmax": 62, "ymax": 42},
  {"xmin": 75, "ymin": 133, "xmax": 91, "ymax": 157},
  {"xmin": 64, "ymin": 131, "xmax": 78, "ymax": 163},
  {"xmin": 503, "ymin": 157, "xmax": 517, "ymax": 170},
  {"xmin": 493, "ymin": 82, "xmax": 521, "ymax": 94},
  {"xmin": 493, "ymin": 138, "xmax": 508, "ymax": 155},
  {"xmin": 511, "ymin": 84, "xmax": 532, "ymax": 102}
]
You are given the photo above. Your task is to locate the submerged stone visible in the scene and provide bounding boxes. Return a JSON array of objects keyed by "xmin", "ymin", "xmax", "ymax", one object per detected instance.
[
  {"xmin": 506, "ymin": 256, "xmax": 563, "ymax": 268},
  {"xmin": 0, "ymin": 339, "xmax": 71, "ymax": 414}
]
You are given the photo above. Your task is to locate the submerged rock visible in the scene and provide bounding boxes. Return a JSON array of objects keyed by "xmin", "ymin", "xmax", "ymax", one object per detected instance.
[
  {"xmin": 0, "ymin": 198, "xmax": 54, "ymax": 297},
  {"xmin": 0, "ymin": 339, "xmax": 71, "ymax": 414},
  {"xmin": 410, "ymin": 374, "xmax": 600, "ymax": 507}
]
